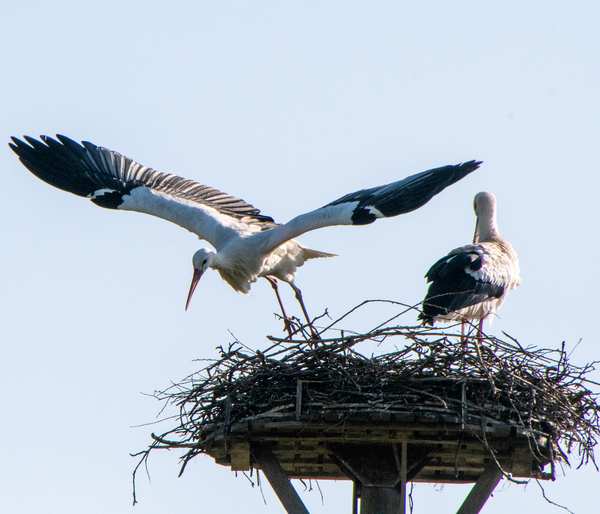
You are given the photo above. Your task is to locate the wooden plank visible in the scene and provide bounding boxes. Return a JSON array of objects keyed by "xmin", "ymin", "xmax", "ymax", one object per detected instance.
[
  {"xmin": 455, "ymin": 460, "xmax": 503, "ymax": 514},
  {"xmin": 251, "ymin": 428, "xmax": 517, "ymax": 445},
  {"xmin": 225, "ymin": 413, "xmax": 551, "ymax": 437},
  {"xmin": 253, "ymin": 443, "xmax": 310, "ymax": 514},
  {"xmin": 204, "ymin": 416, "xmax": 551, "ymax": 483},
  {"xmin": 210, "ymin": 442, "xmax": 539, "ymax": 481},
  {"xmin": 510, "ymin": 447, "xmax": 533, "ymax": 477},
  {"xmin": 230, "ymin": 442, "xmax": 250, "ymax": 471}
]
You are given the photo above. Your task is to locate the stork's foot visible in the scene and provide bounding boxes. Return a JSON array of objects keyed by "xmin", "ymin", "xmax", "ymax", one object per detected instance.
[
  {"xmin": 306, "ymin": 324, "xmax": 321, "ymax": 341},
  {"xmin": 282, "ymin": 317, "xmax": 295, "ymax": 339}
]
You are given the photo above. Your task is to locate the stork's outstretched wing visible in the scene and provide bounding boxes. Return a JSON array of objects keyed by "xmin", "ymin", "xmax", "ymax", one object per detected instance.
[
  {"xmin": 263, "ymin": 160, "xmax": 481, "ymax": 251},
  {"xmin": 10, "ymin": 135, "xmax": 274, "ymax": 250},
  {"xmin": 11, "ymin": 135, "xmax": 479, "ymax": 255}
]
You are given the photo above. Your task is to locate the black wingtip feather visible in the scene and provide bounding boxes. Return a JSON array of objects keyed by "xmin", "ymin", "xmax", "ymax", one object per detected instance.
[
  {"xmin": 326, "ymin": 159, "xmax": 482, "ymax": 222},
  {"xmin": 10, "ymin": 134, "xmax": 276, "ymax": 222},
  {"xmin": 10, "ymin": 135, "xmax": 104, "ymax": 197}
]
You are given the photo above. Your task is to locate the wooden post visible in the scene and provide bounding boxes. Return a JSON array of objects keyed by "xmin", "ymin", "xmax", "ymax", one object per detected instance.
[
  {"xmin": 253, "ymin": 443, "xmax": 310, "ymax": 514},
  {"xmin": 360, "ymin": 442, "xmax": 407, "ymax": 514},
  {"xmin": 455, "ymin": 460, "xmax": 503, "ymax": 514},
  {"xmin": 360, "ymin": 487, "xmax": 404, "ymax": 514}
]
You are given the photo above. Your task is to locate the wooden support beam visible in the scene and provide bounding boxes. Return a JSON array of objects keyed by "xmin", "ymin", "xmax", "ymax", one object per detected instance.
[
  {"xmin": 253, "ymin": 443, "xmax": 310, "ymax": 514},
  {"xmin": 455, "ymin": 460, "xmax": 503, "ymax": 514}
]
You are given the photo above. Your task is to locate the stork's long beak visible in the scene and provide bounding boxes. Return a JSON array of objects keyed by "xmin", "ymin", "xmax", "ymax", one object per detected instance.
[
  {"xmin": 185, "ymin": 268, "xmax": 204, "ymax": 311},
  {"xmin": 473, "ymin": 220, "xmax": 479, "ymax": 244}
]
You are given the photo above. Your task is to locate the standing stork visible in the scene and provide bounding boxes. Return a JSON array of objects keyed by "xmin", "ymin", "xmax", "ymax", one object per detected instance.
[
  {"xmin": 11, "ymin": 135, "xmax": 479, "ymax": 335},
  {"xmin": 419, "ymin": 191, "xmax": 520, "ymax": 338}
]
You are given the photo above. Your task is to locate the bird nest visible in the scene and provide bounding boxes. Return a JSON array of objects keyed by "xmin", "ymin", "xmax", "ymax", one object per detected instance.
[{"xmin": 133, "ymin": 301, "xmax": 599, "ymax": 499}]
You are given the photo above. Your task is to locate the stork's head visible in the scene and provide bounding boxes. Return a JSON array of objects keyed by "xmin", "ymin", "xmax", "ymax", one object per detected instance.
[{"xmin": 185, "ymin": 248, "xmax": 216, "ymax": 311}]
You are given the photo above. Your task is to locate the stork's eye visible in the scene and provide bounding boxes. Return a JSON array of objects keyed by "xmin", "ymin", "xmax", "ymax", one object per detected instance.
[{"xmin": 203, "ymin": 259, "xmax": 208, "ymax": 266}]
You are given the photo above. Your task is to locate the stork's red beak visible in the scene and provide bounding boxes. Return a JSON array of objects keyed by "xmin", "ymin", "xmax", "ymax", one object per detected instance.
[{"xmin": 185, "ymin": 268, "xmax": 204, "ymax": 311}]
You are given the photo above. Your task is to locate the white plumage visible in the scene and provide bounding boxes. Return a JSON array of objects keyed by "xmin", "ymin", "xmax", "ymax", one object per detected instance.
[
  {"xmin": 11, "ymin": 135, "xmax": 479, "ymax": 328},
  {"xmin": 419, "ymin": 191, "xmax": 520, "ymax": 329}
]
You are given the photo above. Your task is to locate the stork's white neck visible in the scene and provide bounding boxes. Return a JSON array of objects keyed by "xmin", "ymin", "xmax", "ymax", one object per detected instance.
[{"xmin": 473, "ymin": 191, "xmax": 500, "ymax": 243}]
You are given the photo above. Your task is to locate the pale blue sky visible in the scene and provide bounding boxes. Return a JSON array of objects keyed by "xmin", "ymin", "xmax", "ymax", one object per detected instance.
[{"xmin": 1, "ymin": 2, "xmax": 599, "ymax": 513}]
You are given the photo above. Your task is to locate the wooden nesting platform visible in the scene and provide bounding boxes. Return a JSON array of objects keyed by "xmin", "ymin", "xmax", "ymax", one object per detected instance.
[
  {"xmin": 135, "ymin": 324, "xmax": 600, "ymax": 513},
  {"xmin": 203, "ymin": 410, "xmax": 554, "ymax": 484}
]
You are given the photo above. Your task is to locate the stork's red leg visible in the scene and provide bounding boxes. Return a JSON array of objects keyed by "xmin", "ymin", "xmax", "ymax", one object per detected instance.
[
  {"xmin": 288, "ymin": 283, "xmax": 321, "ymax": 340},
  {"xmin": 265, "ymin": 277, "xmax": 294, "ymax": 338}
]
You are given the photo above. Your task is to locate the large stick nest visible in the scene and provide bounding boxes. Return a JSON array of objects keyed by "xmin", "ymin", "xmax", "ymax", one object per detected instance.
[{"xmin": 134, "ymin": 301, "xmax": 600, "ymax": 489}]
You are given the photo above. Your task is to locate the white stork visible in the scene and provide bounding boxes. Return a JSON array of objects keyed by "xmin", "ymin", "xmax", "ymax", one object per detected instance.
[
  {"xmin": 419, "ymin": 191, "xmax": 520, "ymax": 337},
  {"xmin": 11, "ymin": 135, "xmax": 479, "ymax": 335}
]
